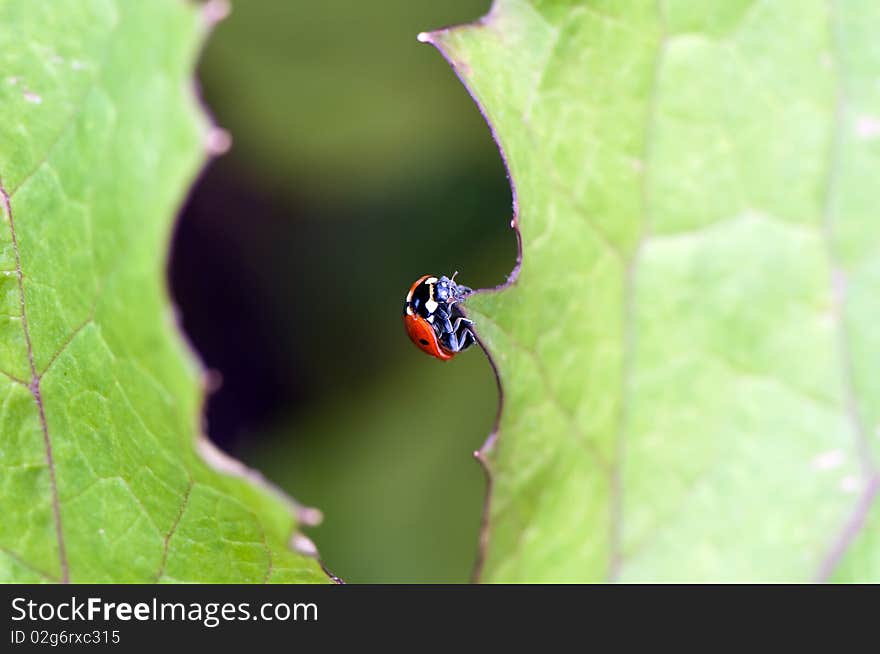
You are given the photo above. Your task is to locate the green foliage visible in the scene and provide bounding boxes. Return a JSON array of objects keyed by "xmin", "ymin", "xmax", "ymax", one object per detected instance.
[
  {"xmin": 429, "ymin": 0, "xmax": 880, "ymax": 581},
  {"xmin": 0, "ymin": 0, "xmax": 324, "ymax": 583}
]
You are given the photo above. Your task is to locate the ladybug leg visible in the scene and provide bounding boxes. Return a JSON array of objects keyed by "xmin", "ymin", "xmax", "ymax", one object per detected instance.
[
  {"xmin": 431, "ymin": 307, "xmax": 460, "ymax": 352},
  {"xmin": 434, "ymin": 307, "xmax": 476, "ymax": 354},
  {"xmin": 434, "ymin": 307, "xmax": 456, "ymax": 337},
  {"xmin": 460, "ymin": 325, "xmax": 476, "ymax": 350},
  {"xmin": 445, "ymin": 330, "xmax": 462, "ymax": 353},
  {"xmin": 450, "ymin": 316, "xmax": 473, "ymax": 332},
  {"xmin": 447, "ymin": 317, "xmax": 475, "ymax": 353}
]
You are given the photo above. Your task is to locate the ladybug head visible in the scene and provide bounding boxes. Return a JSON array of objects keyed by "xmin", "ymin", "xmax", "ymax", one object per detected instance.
[{"xmin": 434, "ymin": 274, "xmax": 472, "ymax": 305}]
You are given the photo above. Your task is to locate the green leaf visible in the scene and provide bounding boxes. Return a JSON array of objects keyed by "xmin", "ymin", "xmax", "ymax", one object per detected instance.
[
  {"xmin": 425, "ymin": 0, "xmax": 880, "ymax": 581},
  {"xmin": 0, "ymin": 0, "xmax": 325, "ymax": 583}
]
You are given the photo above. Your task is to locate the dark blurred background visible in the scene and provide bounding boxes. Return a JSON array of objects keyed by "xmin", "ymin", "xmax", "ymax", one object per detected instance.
[{"xmin": 169, "ymin": 0, "xmax": 514, "ymax": 582}]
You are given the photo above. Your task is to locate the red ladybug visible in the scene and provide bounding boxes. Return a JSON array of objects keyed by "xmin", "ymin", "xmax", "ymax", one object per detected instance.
[{"xmin": 403, "ymin": 274, "xmax": 475, "ymax": 360}]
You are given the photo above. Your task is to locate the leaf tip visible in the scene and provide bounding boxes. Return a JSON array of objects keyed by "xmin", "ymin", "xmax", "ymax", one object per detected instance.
[
  {"xmin": 201, "ymin": 0, "xmax": 231, "ymax": 27},
  {"xmin": 297, "ymin": 505, "xmax": 324, "ymax": 528},
  {"xmin": 290, "ymin": 533, "xmax": 319, "ymax": 558},
  {"xmin": 205, "ymin": 126, "xmax": 232, "ymax": 156}
]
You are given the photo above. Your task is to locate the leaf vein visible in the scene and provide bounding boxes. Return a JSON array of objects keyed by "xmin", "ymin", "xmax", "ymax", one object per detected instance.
[
  {"xmin": 155, "ymin": 478, "xmax": 193, "ymax": 582},
  {"xmin": 0, "ymin": 182, "xmax": 68, "ymax": 583},
  {"xmin": 814, "ymin": 0, "xmax": 878, "ymax": 580},
  {"xmin": 608, "ymin": 0, "xmax": 669, "ymax": 582}
]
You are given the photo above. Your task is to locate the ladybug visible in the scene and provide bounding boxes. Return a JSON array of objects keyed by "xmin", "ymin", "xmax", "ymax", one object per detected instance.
[{"xmin": 403, "ymin": 274, "xmax": 476, "ymax": 360}]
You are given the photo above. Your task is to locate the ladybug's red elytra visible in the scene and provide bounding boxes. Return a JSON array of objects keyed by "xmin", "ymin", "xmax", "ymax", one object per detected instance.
[{"xmin": 403, "ymin": 274, "xmax": 475, "ymax": 360}]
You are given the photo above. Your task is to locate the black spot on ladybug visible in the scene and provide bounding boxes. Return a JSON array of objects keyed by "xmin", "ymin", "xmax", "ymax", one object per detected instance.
[{"xmin": 419, "ymin": 339, "xmax": 429, "ymax": 345}]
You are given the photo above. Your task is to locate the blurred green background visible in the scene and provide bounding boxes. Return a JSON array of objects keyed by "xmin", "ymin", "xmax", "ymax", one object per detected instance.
[{"xmin": 170, "ymin": 0, "xmax": 514, "ymax": 582}]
